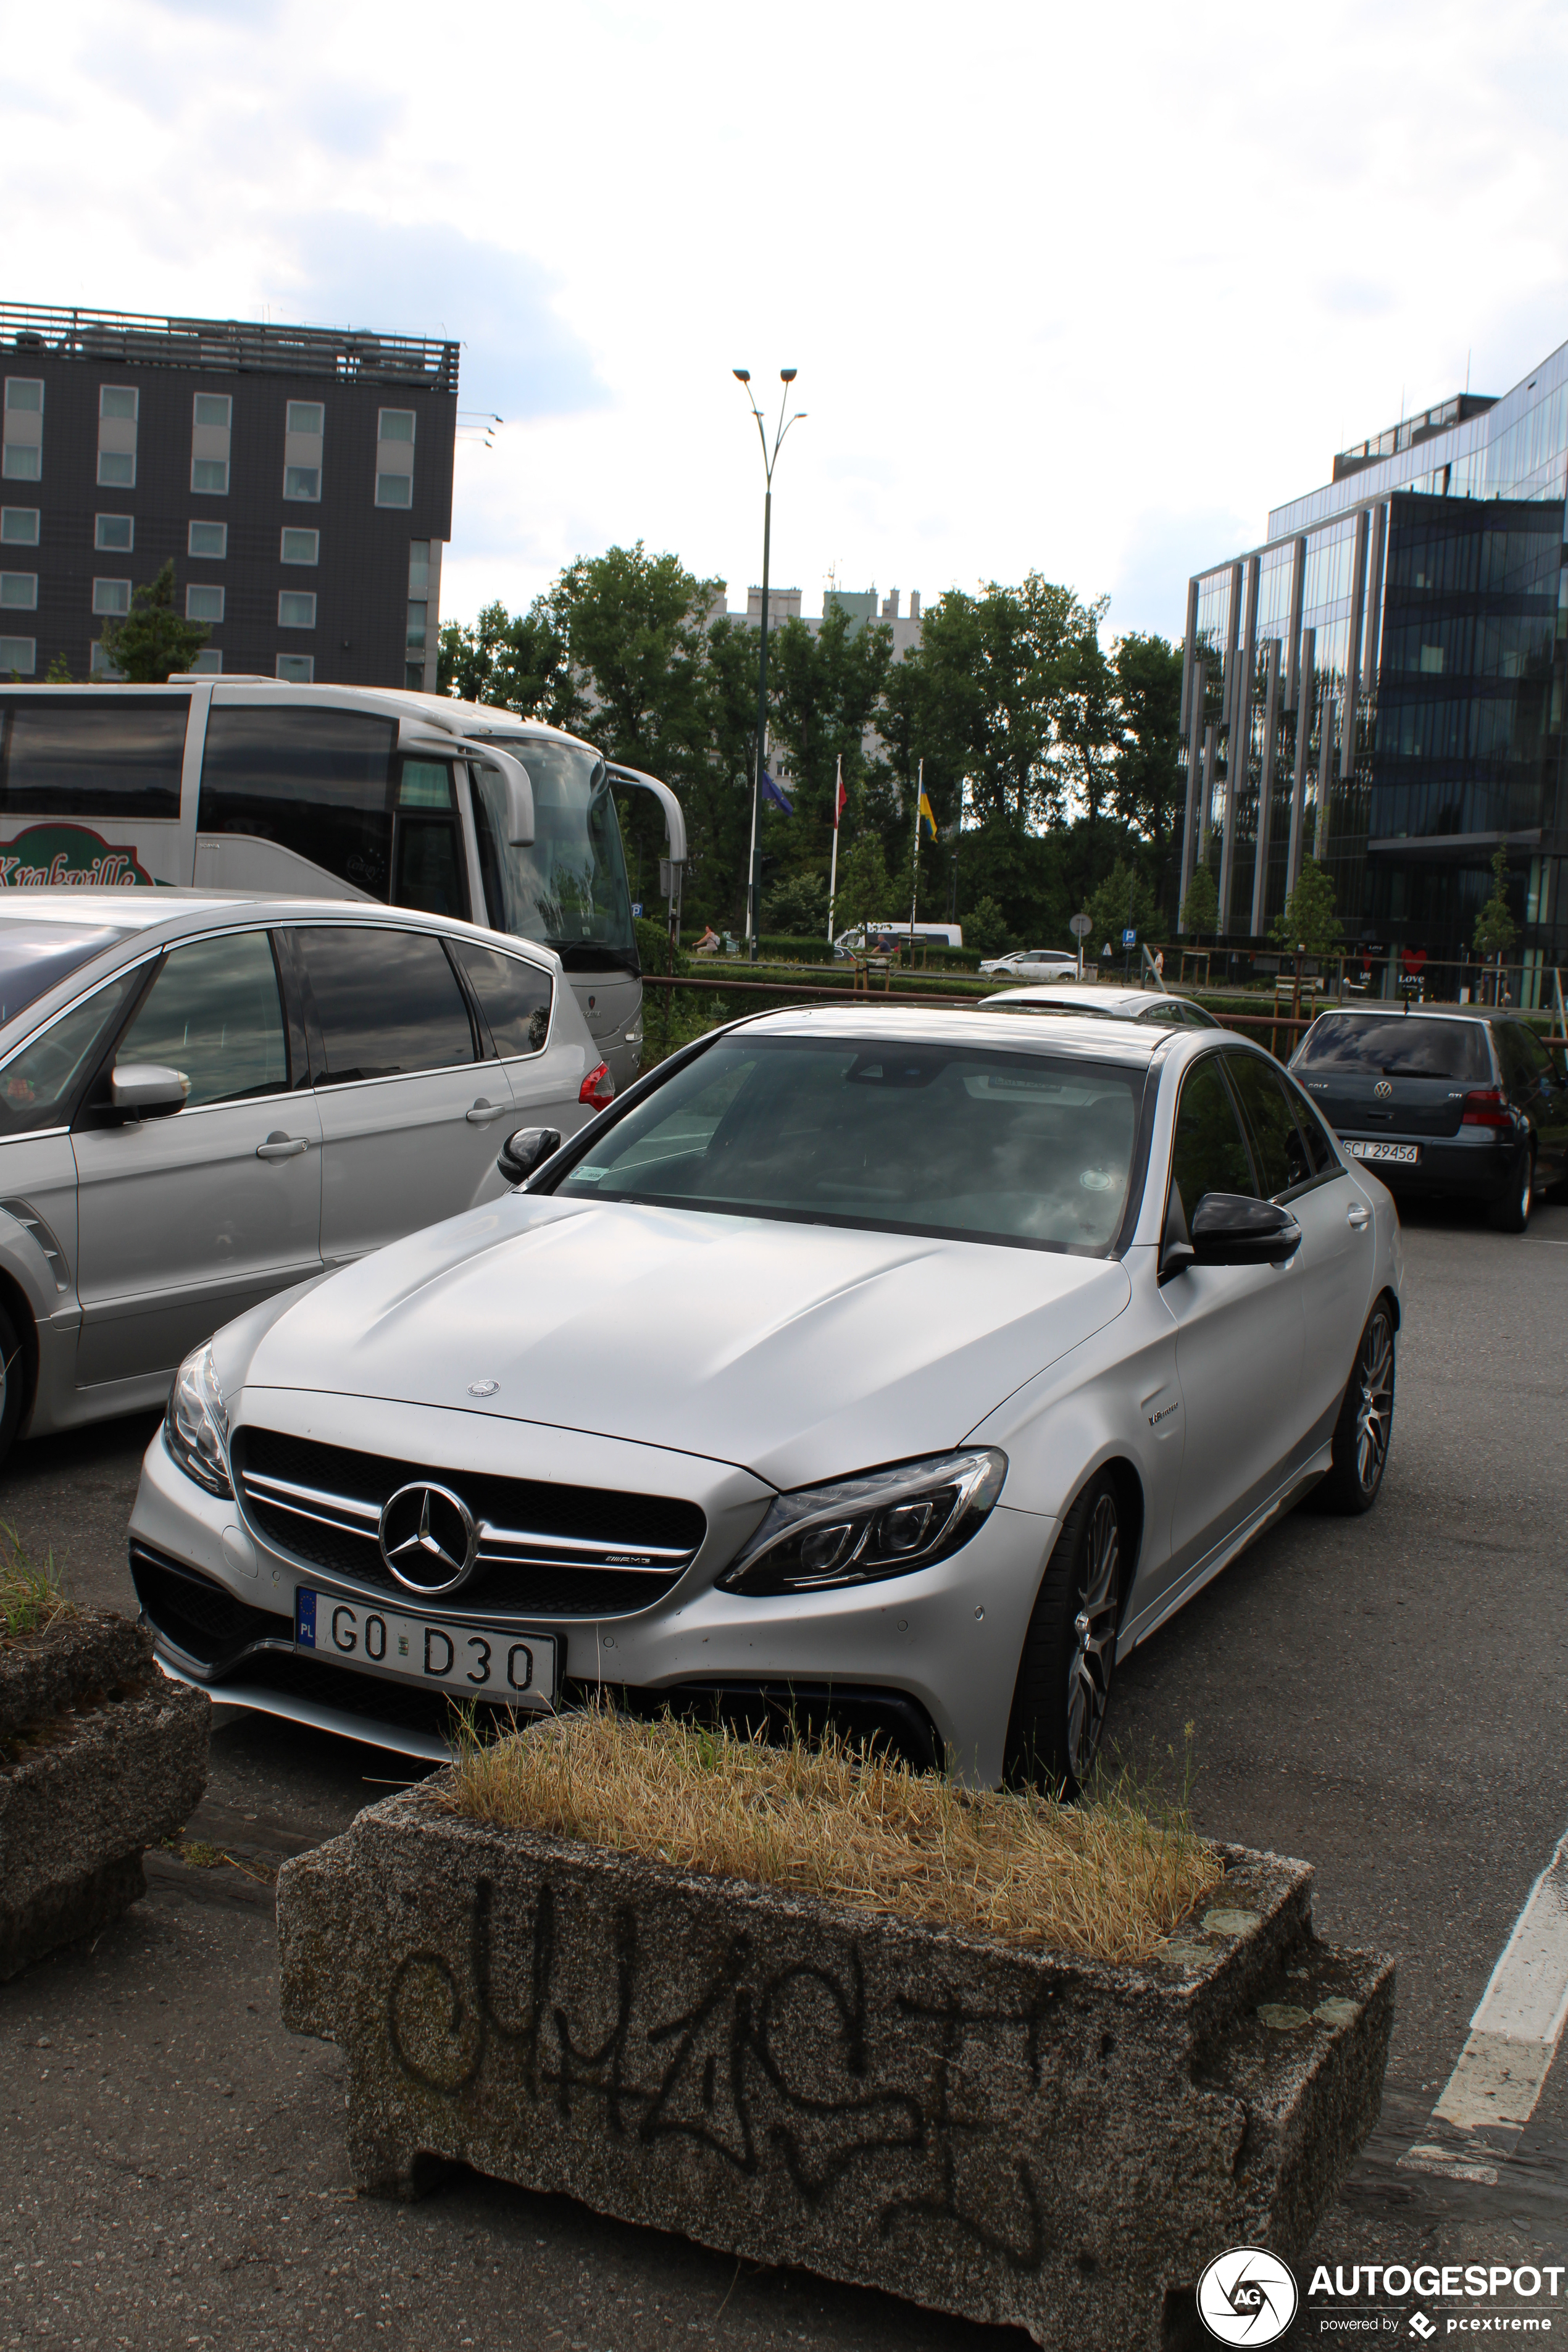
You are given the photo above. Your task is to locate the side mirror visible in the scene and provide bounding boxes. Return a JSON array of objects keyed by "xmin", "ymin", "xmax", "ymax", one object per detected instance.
[
  {"xmin": 482, "ymin": 750, "xmax": 535, "ymax": 846},
  {"xmin": 1190, "ymin": 1191, "xmax": 1302, "ymax": 1267},
  {"xmin": 498, "ymin": 1125, "xmax": 561, "ymax": 1186},
  {"xmin": 111, "ymin": 1064, "xmax": 190, "ymax": 1120}
]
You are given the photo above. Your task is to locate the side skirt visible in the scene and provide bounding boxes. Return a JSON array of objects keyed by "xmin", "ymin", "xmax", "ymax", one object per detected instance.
[{"xmin": 1116, "ymin": 1446, "xmax": 1332, "ymax": 1661}]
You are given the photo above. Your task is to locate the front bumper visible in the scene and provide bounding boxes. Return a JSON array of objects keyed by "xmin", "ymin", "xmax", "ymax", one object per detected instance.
[
  {"xmin": 129, "ymin": 1407, "xmax": 1057, "ymax": 1785},
  {"xmin": 1338, "ymin": 1127, "xmax": 1525, "ymax": 1199}
]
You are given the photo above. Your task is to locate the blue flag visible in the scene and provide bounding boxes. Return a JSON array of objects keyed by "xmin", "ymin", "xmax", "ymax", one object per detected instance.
[{"xmin": 761, "ymin": 770, "xmax": 793, "ymax": 814}]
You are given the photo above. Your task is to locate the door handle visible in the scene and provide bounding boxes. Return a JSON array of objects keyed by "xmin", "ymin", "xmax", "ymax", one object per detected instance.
[
  {"xmin": 466, "ymin": 1100, "xmax": 507, "ymax": 1125},
  {"xmin": 1346, "ymin": 1203, "xmax": 1370, "ymax": 1230},
  {"xmin": 256, "ymin": 1134, "xmax": 310, "ymax": 1161}
]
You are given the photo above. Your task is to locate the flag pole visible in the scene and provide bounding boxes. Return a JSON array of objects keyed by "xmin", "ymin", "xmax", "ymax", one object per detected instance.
[
  {"xmin": 827, "ymin": 751, "xmax": 842, "ymax": 948},
  {"xmin": 746, "ymin": 746, "xmax": 761, "ymax": 956},
  {"xmin": 908, "ymin": 756, "xmax": 923, "ymax": 956}
]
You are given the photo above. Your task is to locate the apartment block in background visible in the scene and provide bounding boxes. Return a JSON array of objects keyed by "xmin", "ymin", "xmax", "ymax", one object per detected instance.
[{"xmin": 0, "ymin": 301, "xmax": 457, "ymax": 689}]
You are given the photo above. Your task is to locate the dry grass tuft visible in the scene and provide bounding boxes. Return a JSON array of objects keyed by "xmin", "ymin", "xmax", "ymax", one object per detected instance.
[
  {"xmin": 0, "ymin": 1525, "xmax": 73, "ymax": 1640},
  {"xmin": 442, "ymin": 1704, "xmax": 1222, "ymax": 1967}
]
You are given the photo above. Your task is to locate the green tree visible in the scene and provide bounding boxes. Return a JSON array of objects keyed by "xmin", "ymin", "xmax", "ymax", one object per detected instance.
[
  {"xmin": 1180, "ymin": 862, "xmax": 1219, "ymax": 940},
  {"xmin": 99, "ymin": 561, "xmax": 208, "ymax": 682},
  {"xmin": 44, "ymin": 651, "xmax": 72, "ymax": 683},
  {"xmin": 1111, "ymin": 633, "xmax": 1184, "ymax": 919},
  {"xmin": 965, "ymin": 895, "xmax": 1012, "ymax": 958},
  {"xmin": 1473, "ymin": 844, "xmax": 1519, "ymax": 959},
  {"xmin": 764, "ymin": 872, "xmax": 829, "ymax": 936},
  {"xmin": 1269, "ymin": 859, "xmax": 1341, "ymax": 959},
  {"xmin": 830, "ymin": 831, "xmax": 892, "ymax": 935},
  {"xmin": 767, "ymin": 603, "xmax": 894, "ymax": 875},
  {"xmin": 1087, "ymin": 858, "xmax": 1158, "ymax": 952},
  {"xmin": 437, "ymin": 597, "xmax": 575, "ymax": 725}
]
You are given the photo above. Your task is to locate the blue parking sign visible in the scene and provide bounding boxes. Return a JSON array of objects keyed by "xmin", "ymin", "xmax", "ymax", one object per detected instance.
[{"xmin": 1122, "ymin": 928, "xmax": 1136, "ymax": 947}]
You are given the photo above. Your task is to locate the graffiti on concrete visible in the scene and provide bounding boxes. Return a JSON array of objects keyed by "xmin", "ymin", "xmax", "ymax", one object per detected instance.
[{"xmin": 385, "ymin": 1876, "xmax": 1060, "ymax": 2269}]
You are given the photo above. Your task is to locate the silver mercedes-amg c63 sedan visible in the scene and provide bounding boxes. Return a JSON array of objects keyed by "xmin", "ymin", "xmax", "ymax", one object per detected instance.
[{"xmin": 130, "ymin": 1004, "xmax": 1403, "ymax": 1791}]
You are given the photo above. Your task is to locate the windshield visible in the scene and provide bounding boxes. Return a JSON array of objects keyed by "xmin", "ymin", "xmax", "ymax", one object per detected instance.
[
  {"xmin": 469, "ymin": 738, "xmax": 636, "ymax": 973},
  {"xmin": 0, "ymin": 922, "xmax": 127, "ymax": 1028},
  {"xmin": 554, "ymin": 1035, "xmax": 1144, "ymax": 1253},
  {"xmin": 1293, "ymin": 1013, "xmax": 1491, "ymax": 1083}
]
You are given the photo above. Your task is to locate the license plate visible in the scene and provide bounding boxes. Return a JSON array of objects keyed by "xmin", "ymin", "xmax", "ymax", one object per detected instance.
[
  {"xmin": 1345, "ymin": 1140, "xmax": 1420, "ymax": 1164},
  {"xmin": 294, "ymin": 1588, "xmax": 557, "ymax": 1709}
]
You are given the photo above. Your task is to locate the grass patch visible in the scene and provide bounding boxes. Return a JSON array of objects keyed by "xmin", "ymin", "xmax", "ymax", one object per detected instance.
[
  {"xmin": 442, "ymin": 1706, "xmax": 1222, "ymax": 1966},
  {"xmin": 0, "ymin": 1525, "xmax": 73, "ymax": 1640}
]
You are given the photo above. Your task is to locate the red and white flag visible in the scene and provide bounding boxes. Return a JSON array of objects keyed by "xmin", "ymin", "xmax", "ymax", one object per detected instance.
[{"xmin": 834, "ymin": 754, "xmax": 848, "ymax": 828}]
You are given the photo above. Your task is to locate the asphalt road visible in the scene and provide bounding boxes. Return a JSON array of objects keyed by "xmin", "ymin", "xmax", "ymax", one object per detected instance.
[{"xmin": 3, "ymin": 1193, "xmax": 1567, "ymax": 2349}]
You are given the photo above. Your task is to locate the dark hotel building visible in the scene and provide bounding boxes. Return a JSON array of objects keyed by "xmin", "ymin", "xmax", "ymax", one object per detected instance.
[
  {"xmin": 0, "ymin": 300, "xmax": 456, "ymax": 692},
  {"xmin": 1180, "ymin": 336, "xmax": 1568, "ymax": 1000}
]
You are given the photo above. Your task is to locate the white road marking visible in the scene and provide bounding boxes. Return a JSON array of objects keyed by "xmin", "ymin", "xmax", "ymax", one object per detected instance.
[{"xmin": 1399, "ymin": 1823, "xmax": 1568, "ymax": 2181}]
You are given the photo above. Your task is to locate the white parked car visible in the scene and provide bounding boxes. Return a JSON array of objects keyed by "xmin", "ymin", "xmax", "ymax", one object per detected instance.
[
  {"xmin": 977, "ymin": 946, "xmax": 1081, "ymax": 980},
  {"xmin": 0, "ymin": 890, "xmax": 608, "ymax": 1465},
  {"xmin": 983, "ymin": 984, "xmax": 1220, "ymax": 1030},
  {"xmin": 132, "ymin": 1006, "xmax": 1401, "ymax": 1790}
]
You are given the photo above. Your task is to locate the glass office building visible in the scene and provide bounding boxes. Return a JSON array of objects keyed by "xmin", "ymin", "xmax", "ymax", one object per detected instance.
[{"xmin": 1180, "ymin": 342, "xmax": 1568, "ymax": 1001}]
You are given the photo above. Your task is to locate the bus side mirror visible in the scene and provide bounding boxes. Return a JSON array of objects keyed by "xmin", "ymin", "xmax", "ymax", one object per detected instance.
[{"xmin": 477, "ymin": 750, "xmax": 534, "ymax": 846}]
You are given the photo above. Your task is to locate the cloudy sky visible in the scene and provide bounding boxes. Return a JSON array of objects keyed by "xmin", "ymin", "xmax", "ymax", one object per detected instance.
[{"xmin": 7, "ymin": 0, "xmax": 1568, "ymax": 644}]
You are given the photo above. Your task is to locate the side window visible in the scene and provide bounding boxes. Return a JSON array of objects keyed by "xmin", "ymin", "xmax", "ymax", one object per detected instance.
[
  {"xmin": 0, "ymin": 694, "xmax": 188, "ymax": 819},
  {"xmin": 1226, "ymin": 1052, "xmax": 1314, "ymax": 1196},
  {"xmin": 198, "ymin": 707, "xmax": 396, "ymax": 899},
  {"xmin": 1280, "ymin": 1069, "xmax": 1339, "ymax": 1175},
  {"xmin": 115, "ymin": 933, "xmax": 289, "ymax": 1109},
  {"xmin": 296, "ymin": 927, "xmax": 476, "ymax": 1084},
  {"xmin": 450, "ymin": 941, "xmax": 553, "ymax": 1057},
  {"xmin": 0, "ymin": 975, "xmax": 139, "ymax": 1137},
  {"xmin": 1508, "ymin": 1023, "xmax": 1552, "ymax": 1085},
  {"xmin": 392, "ymin": 759, "xmax": 467, "ymax": 922},
  {"xmin": 1169, "ymin": 1055, "xmax": 1254, "ymax": 1219},
  {"xmin": 1495, "ymin": 1024, "xmax": 1536, "ymax": 1098}
]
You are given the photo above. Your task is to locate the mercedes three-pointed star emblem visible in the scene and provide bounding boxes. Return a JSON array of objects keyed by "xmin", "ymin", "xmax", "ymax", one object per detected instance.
[{"xmin": 378, "ymin": 1481, "xmax": 479, "ymax": 1596}]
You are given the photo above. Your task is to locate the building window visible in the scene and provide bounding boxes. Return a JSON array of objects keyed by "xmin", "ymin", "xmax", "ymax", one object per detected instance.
[
  {"xmin": 96, "ymin": 451, "xmax": 136, "ymax": 488},
  {"xmin": 95, "ymin": 514, "xmax": 134, "ymax": 551},
  {"xmin": 89, "ymin": 641, "xmax": 122, "ymax": 679},
  {"xmin": 99, "ymin": 386, "xmax": 138, "ymax": 421},
  {"xmin": 191, "ymin": 392, "xmax": 231, "ymax": 498},
  {"xmin": 378, "ymin": 409, "xmax": 415, "ymax": 445},
  {"xmin": 408, "ymin": 540, "xmax": 430, "ymax": 595},
  {"xmin": 191, "ymin": 459, "xmax": 230, "ymax": 494},
  {"xmin": 2, "ymin": 380, "xmax": 43, "ymax": 488},
  {"xmin": 194, "ymin": 394, "xmax": 231, "ymax": 430},
  {"xmin": 0, "ymin": 637, "xmax": 36, "ymax": 676},
  {"xmin": 278, "ymin": 590, "xmax": 317, "ymax": 628},
  {"xmin": 283, "ymin": 466, "xmax": 320, "ymax": 502},
  {"xmin": 188, "ymin": 520, "xmax": 227, "ymax": 558},
  {"xmin": 2, "ymin": 447, "xmax": 41, "ymax": 482},
  {"xmin": 186, "ymin": 584, "xmax": 225, "ymax": 623},
  {"xmin": 375, "ymin": 472, "xmax": 413, "ymax": 507},
  {"xmin": 1, "ymin": 510, "xmax": 40, "ymax": 545},
  {"xmin": 3, "ymin": 380, "xmax": 42, "ymax": 414},
  {"xmin": 0, "ymin": 573, "xmax": 38, "ymax": 609},
  {"xmin": 406, "ymin": 601, "xmax": 427, "ymax": 654},
  {"xmin": 189, "ymin": 649, "xmax": 223, "ymax": 675},
  {"xmin": 93, "ymin": 578, "xmax": 131, "ymax": 616},
  {"xmin": 286, "ymin": 402, "xmax": 325, "ymax": 436},
  {"xmin": 280, "ymin": 528, "xmax": 319, "ymax": 564},
  {"xmin": 275, "ymin": 653, "xmax": 314, "ymax": 683}
]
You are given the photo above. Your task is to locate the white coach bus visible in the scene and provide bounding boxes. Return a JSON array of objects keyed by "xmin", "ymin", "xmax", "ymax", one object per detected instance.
[{"xmin": 0, "ymin": 677, "xmax": 685, "ymax": 1093}]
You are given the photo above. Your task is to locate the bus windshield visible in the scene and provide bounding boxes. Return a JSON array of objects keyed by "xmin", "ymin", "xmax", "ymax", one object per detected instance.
[{"xmin": 469, "ymin": 738, "xmax": 636, "ymax": 974}]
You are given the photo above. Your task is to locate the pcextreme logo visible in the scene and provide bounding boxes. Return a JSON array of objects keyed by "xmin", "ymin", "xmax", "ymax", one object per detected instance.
[{"xmin": 1198, "ymin": 2246, "xmax": 1299, "ymax": 2344}]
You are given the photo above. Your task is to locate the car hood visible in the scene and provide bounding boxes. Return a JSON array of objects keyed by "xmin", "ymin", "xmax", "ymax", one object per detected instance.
[{"xmin": 227, "ymin": 1197, "xmax": 1132, "ymax": 1493}]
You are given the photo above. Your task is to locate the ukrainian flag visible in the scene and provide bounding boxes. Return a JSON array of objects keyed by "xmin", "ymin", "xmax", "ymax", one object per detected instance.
[{"xmin": 918, "ymin": 790, "xmax": 937, "ymax": 840}]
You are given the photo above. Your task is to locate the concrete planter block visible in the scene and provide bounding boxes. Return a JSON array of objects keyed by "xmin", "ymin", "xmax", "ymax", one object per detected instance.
[
  {"xmin": 279, "ymin": 1784, "xmax": 1392, "ymax": 2348},
  {"xmin": 0, "ymin": 1612, "xmax": 209, "ymax": 1980}
]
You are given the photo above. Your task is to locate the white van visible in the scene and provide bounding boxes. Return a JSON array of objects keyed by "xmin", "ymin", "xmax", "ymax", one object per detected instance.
[{"xmin": 833, "ymin": 920, "xmax": 963, "ymax": 956}]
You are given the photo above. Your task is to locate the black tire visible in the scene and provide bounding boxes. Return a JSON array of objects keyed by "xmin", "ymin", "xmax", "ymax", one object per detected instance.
[
  {"xmin": 1316, "ymin": 1296, "xmax": 1396, "ymax": 1516},
  {"xmin": 0, "ymin": 1303, "xmax": 23, "ymax": 1475},
  {"xmin": 1004, "ymin": 1470, "xmax": 1122, "ymax": 1797},
  {"xmin": 1488, "ymin": 1145, "xmax": 1534, "ymax": 1233}
]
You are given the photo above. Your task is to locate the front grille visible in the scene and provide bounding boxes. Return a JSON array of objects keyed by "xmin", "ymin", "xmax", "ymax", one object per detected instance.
[
  {"xmin": 130, "ymin": 1541, "xmax": 292, "ymax": 1675},
  {"xmin": 231, "ymin": 1428, "xmax": 707, "ymax": 1619}
]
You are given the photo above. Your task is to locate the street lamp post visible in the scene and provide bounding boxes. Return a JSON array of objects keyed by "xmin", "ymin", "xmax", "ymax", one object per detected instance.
[{"xmin": 733, "ymin": 367, "xmax": 804, "ymax": 963}]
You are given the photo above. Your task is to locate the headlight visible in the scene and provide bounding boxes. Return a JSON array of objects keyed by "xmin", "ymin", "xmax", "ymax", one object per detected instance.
[
  {"xmin": 718, "ymin": 1448, "xmax": 1006, "ymax": 1598},
  {"xmin": 163, "ymin": 1341, "xmax": 233, "ymax": 1498}
]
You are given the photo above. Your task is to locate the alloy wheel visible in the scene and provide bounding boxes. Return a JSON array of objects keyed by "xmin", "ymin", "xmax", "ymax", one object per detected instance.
[
  {"xmin": 1353, "ymin": 1309, "xmax": 1395, "ymax": 1495},
  {"xmin": 1065, "ymin": 1492, "xmax": 1119, "ymax": 1781}
]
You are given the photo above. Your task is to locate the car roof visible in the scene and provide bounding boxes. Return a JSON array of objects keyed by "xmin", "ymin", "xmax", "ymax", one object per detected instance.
[
  {"xmin": 730, "ymin": 1004, "xmax": 1170, "ymax": 1065},
  {"xmin": 983, "ymin": 985, "xmax": 1191, "ymax": 1014},
  {"xmin": 1306, "ymin": 1003, "xmax": 1502, "ymax": 1026},
  {"xmin": 0, "ymin": 889, "xmax": 554, "ymax": 957}
]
